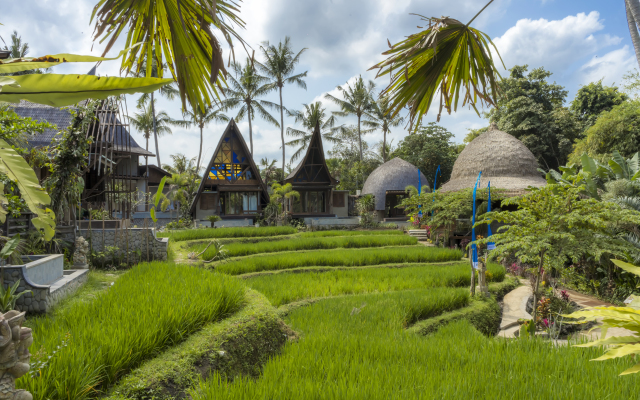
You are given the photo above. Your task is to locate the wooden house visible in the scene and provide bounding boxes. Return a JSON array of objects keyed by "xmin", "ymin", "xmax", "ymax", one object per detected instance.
[
  {"xmin": 284, "ymin": 123, "xmax": 348, "ymax": 218},
  {"xmin": 189, "ymin": 120, "xmax": 269, "ymax": 222}
]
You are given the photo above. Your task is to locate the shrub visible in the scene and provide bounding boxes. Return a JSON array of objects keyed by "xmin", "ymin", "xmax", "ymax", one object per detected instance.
[
  {"xmin": 216, "ymin": 247, "xmax": 463, "ymax": 275},
  {"xmin": 19, "ymin": 262, "xmax": 245, "ymax": 400}
]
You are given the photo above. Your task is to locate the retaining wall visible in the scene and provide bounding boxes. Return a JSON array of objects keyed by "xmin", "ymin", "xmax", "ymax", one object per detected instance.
[{"xmin": 79, "ymin": 228, "xmax": 168, "ymax": 262}]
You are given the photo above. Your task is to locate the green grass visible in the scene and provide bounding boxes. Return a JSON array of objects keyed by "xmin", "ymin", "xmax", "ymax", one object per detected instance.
[
  {"xmin": 245, "ymin": 262, "xmax": 505, "ymax": 306},
  {"xmin": 190, "ymin": 291, "xmax": 640, "ymax": 399},
  {"xmin": 157, "ymin": 226, "xmax": 297, "ymax": 241},
  {"xmin": 19, "ymin": 262, "xmax": 245, "ymax": 400},
  {"xmin": 216, "ymin": 246, "xmax": 463, "ymax": 275},
  {"xmin": 193, "ymin": 235, "xmax": 418, "ymax": 258},
  {"xmin": 299, "ymin": 230, "xmax": 405, "ymax": 237}
]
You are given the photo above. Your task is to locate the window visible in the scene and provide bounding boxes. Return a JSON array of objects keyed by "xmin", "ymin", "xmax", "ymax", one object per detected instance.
[
  {"xmin": 200, "ymin": 193, "xmax": 217, "ymax": 210},
  {"xmin": 224, "ymin": 192, "xmax": 258, "ymax": 215},
  {"xmin": 332, "ymin": 192, "xmax": 345, "ymax": 208}
]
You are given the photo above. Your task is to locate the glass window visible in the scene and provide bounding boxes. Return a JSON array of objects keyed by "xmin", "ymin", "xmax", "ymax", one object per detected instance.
[{"xmin": 224, "ymin": 192, "xmax": 258, "ymax": 215}]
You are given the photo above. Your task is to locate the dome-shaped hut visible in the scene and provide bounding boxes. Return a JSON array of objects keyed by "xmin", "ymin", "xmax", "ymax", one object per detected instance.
[
  {"xmin": 440, "ymin": 123, "xmax": 546, "ymax": 196},
  {"xmin": 361, "ymin": 157, "xmax": 429, "ymax": 222}
]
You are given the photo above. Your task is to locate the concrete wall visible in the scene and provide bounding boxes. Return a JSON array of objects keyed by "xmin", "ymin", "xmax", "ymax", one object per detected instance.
[
  {"xmin": 79, "ymin": 228, "xmax": 168, "ymax": 261},
  {"xmin": 304, "ymin": 217, "xmax": 360, "ymax": 230},
  {"xmin": 333, "ymin": 191, "xmax": 349, "ymax": 218},
  {"xmin": 1, "ymin": 264, "xmax": 89, "ymax": 314},
  {"xmin": 22, "ymin": 255, "xmax": 64, "ymax": 286}
]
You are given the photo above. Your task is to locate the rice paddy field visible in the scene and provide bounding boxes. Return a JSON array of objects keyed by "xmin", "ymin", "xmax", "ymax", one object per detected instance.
[{"xmin": 26, "ymin": 227, "xmax": 640, "ymax": 399}]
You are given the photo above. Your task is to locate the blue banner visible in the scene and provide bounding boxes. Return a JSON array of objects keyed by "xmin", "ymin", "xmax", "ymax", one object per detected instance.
[
  {"xmin": 487, "ymin": 181, "xmax": 496, "ymax": 251},
  {"xmin": 471, "ymin": 172, "xmax": 482, "ymax": 269}
]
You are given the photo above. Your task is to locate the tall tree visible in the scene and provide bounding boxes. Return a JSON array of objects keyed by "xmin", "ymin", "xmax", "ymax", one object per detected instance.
[
  {"xmin": 325, "ymin": 76, "xmax": 376, "ymax": 164},
  {"xmin": 163, "ymin": 153, "xmax": 198, "ymax": 175},
  {"xmin": 222, "ymin": 59, "xmax": 280, "ymax": 155},
  {"xmin": 128, "ymin": 99, "xmax": 184, "ymax": 170},
  {"xmin": 286, "ymin": 102, "xmax": 344, "ymax": 162},
  {"xmin": 370, "ymin": 1, "xmax": 502, "ymax": 128},
  {"xmin": 488, "ymin": 65, "xmax": 581, "ymax": 170},
  {"xmin": 570, "ymin": 80, "xmax": 627, "ymax": 130},
  {"xmin": 626, "ymin": 0, "xmax": 640, "ymax": 67},
  {"xmin": 259, "ymin": 157, "xmax": 283, "ymax": 186},
  {"xmin": 327, "ymin": 126, "xmax": 382, "ymax": 194},
  {"xmin": 181, "ymin": 105, "xmax": 229, "ymax": 174},
  {"xmin": 363, "ymin": 96, "xmax": 404, "ymax": 163},
  {"xmin": 391, "ymin": 122, "xmax": 459, "ymax": 188},
  {"xmin": 258, "ymin": 37, "xmax": 308, "ymax": 176},
  {"xmin": 1, "ymin": 30, "xmax": 46, "ymax": 75},
  {"xmin": 130, "ymin": 56, "xmax": 180, "ymax": 168}
]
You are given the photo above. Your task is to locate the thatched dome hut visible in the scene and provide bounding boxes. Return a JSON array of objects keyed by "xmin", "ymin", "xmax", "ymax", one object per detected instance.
[
  {"xmin": 361, "ymin": 158, "xmax": 429, "ymax": 220},
  {"xmin": 440, "ymin": 123, "xmax": 545, "ymax": 196}
]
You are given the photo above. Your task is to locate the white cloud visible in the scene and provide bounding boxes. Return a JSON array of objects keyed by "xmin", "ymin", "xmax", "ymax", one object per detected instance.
[
  {"xmin": 493, "ymin": 12, "xmax": 621, "ymax": 73},
  {"xmin": 578, "ymin": 46, "xmax": 637, "ymax": 87}
]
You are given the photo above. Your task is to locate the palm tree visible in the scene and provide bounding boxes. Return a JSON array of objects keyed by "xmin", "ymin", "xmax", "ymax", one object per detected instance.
[
  {"xmin": 257, "ymin": 37, "xmax": 308, "ymax": 175},
  {"xmin": 259, "ymin": 157, "xmax": 280, "ymax": 186},
  {"xmin": 130, "ymin": 56, "xmax": 180, "ymax": 168},
  {"xmin": 163, "ymin": 154, "xmax": 198, "ymax": 176},
  {"xmin": 286, "ymin": 102, "xmax": 344, "ymax": 163},
  {"xmin": 181, "ymin": 105, "xmax": 229, "ymax": 174},
  {"xmin": 221, "ymin": 59, "xmax": 280, "ymax": 155},
  {"xmin": 2, "ymin": 31, "xmax": 47, "ymax": 75},
  {"xmin": 128, "ymin": 99, "xmax": 184, "ymax": 171},
  {"xmin": 270, "ymin": 182, "xmax": 300, "ymax": 222},
  {"xmin": 363, "ymin": 96, "xmax": 404, "ymax": 163},
  {"xmin": 370, "ymin": 1, "xmax": 503, "ymax": 128},
  {"xmin": 626, "ymin": 0, "xmax": 640, "ymax": 67},
  {"xmin": 324, "ymin": 76, "xmax": 376, "ymax": 163}
]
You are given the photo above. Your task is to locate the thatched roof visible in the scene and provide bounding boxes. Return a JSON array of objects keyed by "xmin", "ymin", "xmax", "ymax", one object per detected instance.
[
  {"xmin": 361, "ymin": 157, "xmax": 430, "ymax": 211},
  {"xmin": 440, "ymin": 123, "xmax": 546, "ymax": 196}
]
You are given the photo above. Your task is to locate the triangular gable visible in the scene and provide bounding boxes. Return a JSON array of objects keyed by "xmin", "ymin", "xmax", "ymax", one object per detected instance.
[
  {"xmin": 189, "ymin": 120, "xmax": 268, "ymax": 214},
  {"xmin": 285, "ymin": 123, "xmax": 338, "ymax": 186}
]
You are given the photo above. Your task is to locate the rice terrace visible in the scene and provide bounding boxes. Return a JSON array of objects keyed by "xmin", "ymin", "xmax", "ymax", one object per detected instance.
[{"xmin": 2, "ymin": 0, "xmax": 640, "ymax": 399}]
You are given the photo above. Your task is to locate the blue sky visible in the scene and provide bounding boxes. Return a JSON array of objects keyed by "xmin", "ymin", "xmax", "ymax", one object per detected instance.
[{"xmin": 2, "ymin": 0, "xmax": 636, "ymax": 169}]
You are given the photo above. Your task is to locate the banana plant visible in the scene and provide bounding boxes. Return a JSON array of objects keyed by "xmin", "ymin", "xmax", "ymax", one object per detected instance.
[
  {"xmin": 149, "ymin": 176, "xmax": 167, "ymax": 225},
  {"xmin": 565, "ymin": 259, "xmax": 640, "ymax": 375}
]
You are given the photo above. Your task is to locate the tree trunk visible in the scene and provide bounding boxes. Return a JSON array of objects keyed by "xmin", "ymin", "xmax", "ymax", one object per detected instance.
[
  {"xmin": 279, "ymin": 86, "xmax": 285, "ymax": 181},
  {"xmin": 196, "ymin": 123, "xmax": 203, "ymax": 173},
  {"xmin": 357, "ymin": 114, "xmax": 363, "ymax": 162},
  {"xmin": 383, "ymin": 128, "xmax": 387, "ymax": 163},
  {"xmin": 627, "ymin": 0, "xmax": 640, "ymax": 67},
  {"xmin": 151, "ymin": 92, "xmax": 161, "ymax": 168},
  {"xmin": 145, "ymin": 137, "xmax": 149, "ymax": 211},
  {"xmin": 478, "ymin": 254, "xmax": 489, "ymax": 296},
  {"xmin": 532, "ymin": 251, "xmax": 546, "ymax": 327},
  {"xmin": 248, "ymin": 109, "xmax": 254, "ymax": 155},
  {"xmin": 470, "ymin": 256, "xmax": 476, "ymax": 296}
]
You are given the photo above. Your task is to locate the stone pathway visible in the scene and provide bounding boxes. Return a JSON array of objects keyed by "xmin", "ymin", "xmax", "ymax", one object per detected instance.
[
  {"xmin": 498, "ymin": 285, "xmax": 532, "ymax": 338},
  {"xmin": 497, "ymin": 284, "xmax": 635, "ymax": 340}
]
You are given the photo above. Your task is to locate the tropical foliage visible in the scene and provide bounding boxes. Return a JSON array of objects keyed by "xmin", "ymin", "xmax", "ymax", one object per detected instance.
[
  {"xmin": 371, "ymin": 5, "xmax": 503, "ymax": 128},
  {"xmin": 363, "ymin": 96, "xmax": 404, "ymax": 163},
  {"xmin": 286, "ymin": 102, "xmax": 343, "ymax": 162}
]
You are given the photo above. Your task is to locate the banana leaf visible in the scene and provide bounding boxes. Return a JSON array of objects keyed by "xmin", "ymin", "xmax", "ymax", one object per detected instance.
[
  {"xmin": 0, "ymin": 45, "xmax": 140, "ymax": 74},
  {"xmin": 0, "ymin": 139, "xmax": 55, "ymax": 240},
  {"xmin": 0, "ymin": 74, "xmax": 173, "ymax": 107}
]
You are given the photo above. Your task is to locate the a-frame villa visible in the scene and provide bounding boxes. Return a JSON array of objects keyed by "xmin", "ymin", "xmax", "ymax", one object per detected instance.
[
  {"xmin": 284, "ymin": 123, "xmax": 349, "ymax": 219},
  {"xmin": 190, "ymin": 120, "xmax": 269, "ymax": 224}
]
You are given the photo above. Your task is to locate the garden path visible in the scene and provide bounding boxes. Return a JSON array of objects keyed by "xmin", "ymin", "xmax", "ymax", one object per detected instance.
[
  {"xmin": 563, "ymin": 289, "xmax": 636, "ymax": 340},
  {"xmin": 498, "ymin": 285, "xmax": 532, "ymax": 338}
]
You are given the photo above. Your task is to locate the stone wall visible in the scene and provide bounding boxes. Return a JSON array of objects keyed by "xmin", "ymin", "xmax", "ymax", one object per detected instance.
[
  {"xmin": 79, "ymin": 228, "xmax": 168, "ymax": 262},
  {"xmin": 1, "ymin": 267, "xmax": 89, "ymax": 313}
]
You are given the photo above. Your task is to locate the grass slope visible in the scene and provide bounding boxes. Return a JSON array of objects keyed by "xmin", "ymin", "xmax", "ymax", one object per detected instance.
[
  {"xmin": 105, "ymin": 290, "xmax": 291, "ymax": 400},
  {"xmin": 20, "ymin": 262, "xmax": 245, "ymax": 400},
  {"xmin": 191, "ymin": 290, "xmax": 640, "ymax": 399},
  {"xmin": 158, "ymin": 226, "xmax": 297, "ymax": 241},
  {"xmin": 195, "ymin": 235, "xmax": 418, "ymax": 258},
  {"xmin": 217, "ymin": 247, "xmax": 463, "ymax": 275},
  {"xmin": 246, "ymin": 262, "xmax": 505, "ymax": 306}
]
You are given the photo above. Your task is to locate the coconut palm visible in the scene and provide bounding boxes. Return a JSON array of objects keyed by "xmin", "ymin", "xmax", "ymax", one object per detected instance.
[
  {"xmin": 128, "ymin": 99, "xmax": 185, "ymax": 170},
  {"xmin": 221, "ymin": 59, "xmax": 280, "ymax": 155},
  {"xmin": 627, "ymin": 0, "xmax": 640, "ymax": 67},
  {"xmin": 181, "ymin": 105, "xmax": 229, "ymax": 173},
  {"xmin": 259, "ymin": 157, "xmax": 280, "ymax": 186},
  {"xmin": 257, "ymin": 37, "xmax": 308, "ymax": 175},
  {"xmin": 286, "ymin": 102, "xmax": 345, "ymax": 163},
  {"xmin": 91, "ymin": 0, "xmax": 247, "ymax": 112},
  {"xmin": 370, "ymin": 1, "xmax": 503, "ymax": 128},
  {"xmin": 163, "ymin": 153, "xmax": 198, "ymax": 176},
  {"xmin": 1, "ymin": 30, "xmax": 47, "ymax": 75},
  {"xmin": 324, "ymin": 76, "xmax": 376, "ymax": 163},
  {"xmin": 363, "ymin": 96, "xmax": 404, "ymax": 163},
  {"xmin": 270, "ymin": 182, "xmax": 300, "ymax": 222},
  {"xmin": 130, "ymin": 56, "xmax": 180, "ymax": 168}
]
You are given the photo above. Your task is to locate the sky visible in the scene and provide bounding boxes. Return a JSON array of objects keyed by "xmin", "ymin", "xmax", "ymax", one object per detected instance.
[{"xmin": 2, "ymin": 0, "xmax": 637, "ymax": 170}]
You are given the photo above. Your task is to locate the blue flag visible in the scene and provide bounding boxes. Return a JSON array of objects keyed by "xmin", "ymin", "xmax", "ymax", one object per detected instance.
[
  {"xmin": 471, "ymin": 172, "xmax": 482, "ymax": 269},
  {"xmin": 418, "ymin": 169, "xmax": 423, "ymax": 219},
  {"xmin": 487, "ymin": 181, "xmax": 496, "ymax": 251}
]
